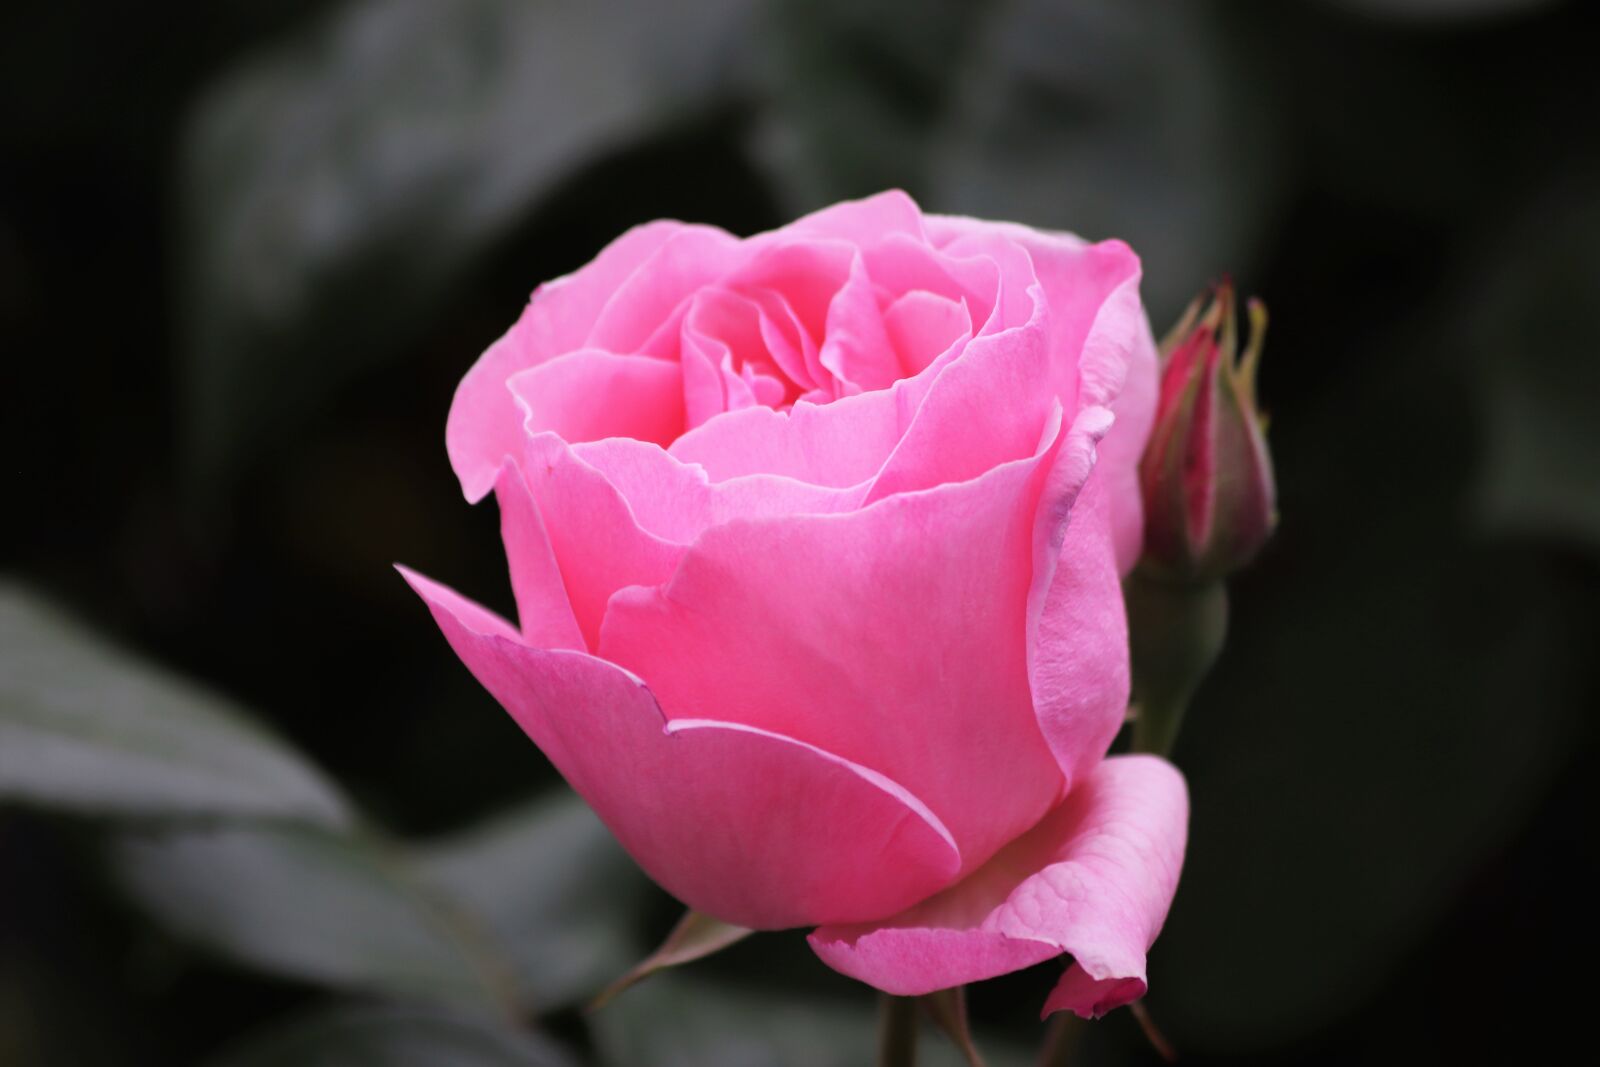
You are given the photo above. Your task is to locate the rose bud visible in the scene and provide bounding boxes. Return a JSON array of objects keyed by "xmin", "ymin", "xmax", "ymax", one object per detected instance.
[
  {"xmin": 402, "ymin": 192, "xmax": 1187, "ymax": 1019},
  {"xmin": 1138, "ymin": 282, "xmax": 1275, "ymax": 583}
]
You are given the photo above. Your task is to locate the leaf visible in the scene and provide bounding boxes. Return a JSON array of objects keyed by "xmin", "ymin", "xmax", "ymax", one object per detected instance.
[
  {"xmin": 1468, "ymin": 185, "xmax": 1600, "ymax": 553},
  {"xmin": 592, "ymin": 973, "xmax": 1031, "ymax": 1067},
  {"xmin": 0, "ymin": 584, "xmax": 347, "ymax": 826},
  {"xmin": 415, "ymin": 791, "xmax": 655, "ymax": 1011},
  {"xmin": 749, "ymin": 0, "xmax": 986, "ymax": 206},
  {"xmin": 927, "ymin": 0, "xmax": 1285, "ymax": 320},
  {"xmin": 206, "ymin": 1004, "xmax": 576, "ymax": 1067},
  {"xmin": 753, "ymin": 0, "xmax": 1286, "ymax": 322},
  {"xmin": 112, "ymin": 821, "xmax": 513, "ymax": 1011},
  {"xmin": 180, "ymin": 0, "xmax": 753, "ymax": 488},
  {"xmin": 590, "ymin": 909, "xmax": 752, "ymax": 1010}
]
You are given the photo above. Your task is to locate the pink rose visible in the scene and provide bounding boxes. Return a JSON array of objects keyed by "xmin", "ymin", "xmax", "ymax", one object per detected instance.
[{"xmin": 403, "ymin": 191, "xmax": 1187, "ymax": 1017}]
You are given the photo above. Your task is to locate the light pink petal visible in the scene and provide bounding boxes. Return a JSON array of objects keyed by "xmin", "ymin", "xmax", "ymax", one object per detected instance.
[
  {"xmin": 491, "ymin": 461, "xmax": 583, "ymax": 651},
  {"xmin": 864, "ymin": 284, "xmax": 1053, "ymax": 503},
  {"xmin": 928, "ymin": 218, "xmax": 1155, "ymax": 571},
  {"xmin": 584, "ymin": 225, "xmax": 746, "ymax": 354},
  {"xmin": 1025, "ymin": 416, "xmax": 1131, "ymax": 785},
  {"xmin": 667, "ymin": 386, "xmax": 912, "ymax": 487},
  {"xmin": 808, "ymin": 754, "xmax": 1188, "ymax": 1017},
  {"xmin": 445, "ymin": 221, "xmax": 687, "ymax": 502},
  {"xmin": 568, "ymin": 437, "xmax": 868, "ymax": 544},
  {"xmin": 506, "ymin": 350, "xmax": 683, "ymax": 448},
  {"xmin": 883, "ymin": 290, "xmax": 972, "ymax": 377},
  {"xmin": 858, "ymin": 234, "xmax": 997, "ymax": 328},
  {"xmin": 783, "ymin": 189, "xmax": 928, "ymax": 244},
  {"xmin": 678, "ymin": 331, "xmax": 728, "ymax": 429},
  {"xmin": 818, "ymin": 252, "xmax": 898, "ymax": 392},
  {"xmin": 401, "ymin": 567, "xmax": 961, "ymax": 929},
  {"xmin": 1099, "ymin": 313, "xmax": 1160, "ymax": 574},
  {"xmin": 599, "ymin": 418, "xmax": 1070, "ymax": 873},
  {"xmin": 520, "ymin": 433, "xmax": 683, "ymax": 650}
]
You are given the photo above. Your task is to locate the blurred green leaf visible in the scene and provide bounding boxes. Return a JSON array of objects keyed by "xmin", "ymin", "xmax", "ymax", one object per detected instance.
[
  {"xmin": 750, "ymin": 0, "xmax": 984, "ymax": 206},
  {"xmin": 1313, "ymin": 0, "xmax": 1559, "ymax": 23},
  {"xmin": 415, "ymin": 791, "xmax": 654, "ymax": 1011},
  {"xmin": 0, "ymin": 584, "xmax": 347, "ymax": 826},
  {"xmin": 593, "ymin": 974, "xmax": 1030, "ymax": 1067},
  {"xmin": 928, "ymin": 0, "xmax": 1285, "ymax": 320},
  {"xmin": 591, "ymin": 909, "xmax": 752, "ymax": 1009},
  {"xmin": 181, "ymin": 0, "xmax": 752, "ymax": 489},
  {"xmin": 113, "ymin": 822, "xmax": 514, "ymax": 1011},
  {"xmin": 207, "ymin": 1005, "xmax": 576, "ymax": 1067},
  {"xmin": 754, "ymin": 0, "xmax": 1284, "ymax": 321},
  {"xmin": 1469, "ymin": 186, "xmax": 1600, "ymax": 552}
]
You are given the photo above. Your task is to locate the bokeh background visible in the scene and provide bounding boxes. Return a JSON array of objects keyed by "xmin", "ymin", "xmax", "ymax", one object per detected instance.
[{"xmin": 4, "ymin": 1, "xmax": 1597, "ymax": 1064}]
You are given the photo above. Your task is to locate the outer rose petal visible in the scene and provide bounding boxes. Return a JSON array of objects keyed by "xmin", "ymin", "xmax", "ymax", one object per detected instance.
[
  {"xmin": 1027, "ymin": 445, "xmax": 1132, "ymax": 786},
  {"xmin": 927, "ymin": 216, "xmax": 1157, "ymax": 572},
  {"xmin": 598, "ymin": 411, "xmax": 1072, "ymax": 873},
  {"xmin": 446, "ymin": 221, "xmax": 688, "ymax": 501},
  {"xmin": 401, "ymin": 567, "xmax": 961, "ymax": 929},
  {"xmin": 808, "ymin": 755, "xmax": 1188, "ymax": 1018}
]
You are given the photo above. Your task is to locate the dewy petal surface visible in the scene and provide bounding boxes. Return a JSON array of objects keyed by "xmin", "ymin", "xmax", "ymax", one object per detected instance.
[
  {"xmin": 401, "ymin": 567, "xmax": 961, "ymax": 930},
  {"xmin": 599, "ymin": 415, "xmax": 1071, "ymax": 873},
  {"xmin": 808, "ymin": 755, "xmax": 1188, "ymax": 1015}
]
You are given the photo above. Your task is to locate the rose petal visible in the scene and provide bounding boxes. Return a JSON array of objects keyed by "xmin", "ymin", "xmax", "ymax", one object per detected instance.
[
  {"xmin": 864, "ymin": 284, "xmax": 1053, "ymax": 503},
  {"xmin": 400, "ymin": 567, "xmax": 961, "ymax": 929},
  {"xmin": 808, "ymin": 754, "xmax": 1188, "ymax": 1017},
  {"xmin": 491, "ymin": 461, "xmax": 583, "ymax": 651},
  {"xmin": 585, "ymin": 225, "xmax": 746, "ymax": 354},
  {"xmin": 506, "ymin": 349, "xmax": 684, "ymax": 447},
  {"xmin": 818, "ymin": 252, "xmax": 897, "ymax": 393},
  {"xmin": 445, "ymin": 221, "xmax": 689, "ymax": 501},
  {"xmin": 883, "ymin": 290, "xmax": 972, "ymax": 377},
  {"xmin": 599, "ymin": 412, "xmax": 1070, "ymax": 872},
  {"xmin": 785, "ymin": 189, "xmax": 928, "ymax": 245},
  {"xmin": 520, "ymin": 433, "xmax": 683, "ymax": 650},
  {"xmin": 928, "ymin": 219, "xmax": 1155, "ymax": 572},
  {"xmin": 1026, "ymin": 418, "xmax": 1131, "ymax": 785}
]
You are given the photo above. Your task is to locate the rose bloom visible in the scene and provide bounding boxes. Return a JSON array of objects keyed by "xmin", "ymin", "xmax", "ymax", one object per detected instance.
[{"xmin": 403, "ymin": 192, "xmax": 1187, "ymax": 1018}]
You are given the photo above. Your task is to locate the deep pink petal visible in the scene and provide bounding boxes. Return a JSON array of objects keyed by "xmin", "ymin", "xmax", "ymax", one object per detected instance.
[
  {"xmin": 599, "ymin": 417, "xmax": 1070, "ymax": 872},
  {"xmin": 506, "ymin": 350, "xmax": 684, "ymax": 448},
  {"xmin": 445, "ymin": 221, "xmax": 687, "ymax": 501},
  {"xmin": 808, "ymin": 755, "xmax": 1188, "ymax": 1015},
  {"xmin": 400, "ymin": 567, "xmax": 961, "ymax": 929}
]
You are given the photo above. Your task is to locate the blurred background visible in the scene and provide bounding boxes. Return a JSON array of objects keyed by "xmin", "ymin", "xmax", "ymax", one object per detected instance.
[{"xmin": 3, "ymin": 0, "xmax": 1597, "ymax": 1064}]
